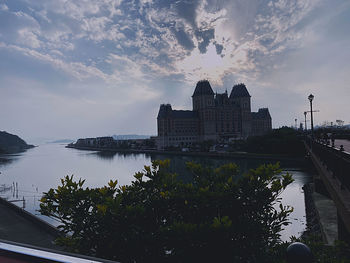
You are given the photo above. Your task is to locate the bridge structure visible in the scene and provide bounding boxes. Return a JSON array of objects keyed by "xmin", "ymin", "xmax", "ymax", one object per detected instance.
[{"xmin": 305, "ymin": 137, "xmax": 350, "ymax": 243}]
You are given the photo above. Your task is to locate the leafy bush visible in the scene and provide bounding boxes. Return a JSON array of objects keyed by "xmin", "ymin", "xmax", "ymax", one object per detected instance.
[
  {"xmin": 299, "ymin": 235, "xmax": 350, "ymax": 263},
  {"xmin": 277, "ymin": 235, "xmax": 350, "ymax": 263},
  {"xmin": 40, "ymin": 161, "xmax": 294, "ymax": 262}
]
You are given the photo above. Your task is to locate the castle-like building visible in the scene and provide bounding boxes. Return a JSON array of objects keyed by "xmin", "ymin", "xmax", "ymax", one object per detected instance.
[{"xmin": 156, "ymin": 80, "xmax": 272, "ymax": 149}]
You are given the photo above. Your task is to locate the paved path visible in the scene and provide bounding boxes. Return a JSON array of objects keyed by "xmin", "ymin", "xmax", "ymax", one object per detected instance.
[
  {"xmin": 0, "ymin": 201, "xmax": 60, "ymax": 250},
  {"xmin": 312, "ymin": 192, "xmax": 337, "ymax": 244}
]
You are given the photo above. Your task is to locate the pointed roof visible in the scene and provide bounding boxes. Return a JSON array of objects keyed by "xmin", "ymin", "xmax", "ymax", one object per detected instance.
[
  {"xmin": 229, "ymin": 83, "xmax": 251, "ymax": 98},
  {"xmin": 157, "ymin": 104, "xmax": 172, "ymax": 118},
  {"xmin": 157, "ymin": 104, "xmax": 198, "ymax": 119},
  {"xmin": 192, "ymin": 80, "xmax": 214, "ymax": 97},
  {"xmin": 252, "ymin": 108, "xmax": 271, "ymax": 119}
]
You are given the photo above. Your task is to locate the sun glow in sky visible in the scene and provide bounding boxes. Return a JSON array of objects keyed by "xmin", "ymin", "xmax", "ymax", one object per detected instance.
[
  {"xmin": 0, "ymin": 0, "xmax": 350, "ymax": 142},
  {"xmin": 178, "ymin": 44, "xmax": 227, "ymax": 83}
]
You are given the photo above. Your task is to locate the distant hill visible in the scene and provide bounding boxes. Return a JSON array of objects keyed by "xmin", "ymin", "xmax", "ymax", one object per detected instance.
[
  {"xmin": 112, "ymin": 134, "xmax": 151, "ymax": 140},
  {"xmin": 0, "ymin": 131, "xmax": 35, "ymax": 154},
  {"xmin": 49, "ymin": 139, "xmax": 75, "ymax": 144}
]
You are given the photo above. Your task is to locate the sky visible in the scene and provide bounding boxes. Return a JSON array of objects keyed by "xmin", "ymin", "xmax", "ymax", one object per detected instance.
[{"xmin": 0, "ymin": 0, "xmax": 349, "ymax": 143}]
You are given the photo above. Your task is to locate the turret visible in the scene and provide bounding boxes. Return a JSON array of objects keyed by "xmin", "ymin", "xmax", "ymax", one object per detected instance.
[
  {"xmin": 191, "ymin": 80, "xmax": 216, "ymax": 140},
  {"xmin": 192, "ymin": 80, "xmax": 215, "ymax": 111},
  {"xmin": 229, "ymin": 83, "xmax": 252, "ymax": 138},
  {"xmin": 229, "ymin": 83, "xmax": 251, "ymax": 111},
  {"xmin": 157, "ymin": 104, "xmax": 172, "ymax": 138},
  {"xmin": 157, "ymin": 104, "xmax": 172, "ymax": 119}
]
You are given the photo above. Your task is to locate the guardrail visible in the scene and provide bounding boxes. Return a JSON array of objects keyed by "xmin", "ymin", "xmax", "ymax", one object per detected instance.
[
  {"xmin": 305, "ymin": 137, "xmax": 350, "ymax": 190},
  {"xmin": 0, "ymin": 239, "xmax": 312, "ymax": 263},
  {"xmin": 0, "ymin": 239, "xmax": 119, "ymax": 263}
]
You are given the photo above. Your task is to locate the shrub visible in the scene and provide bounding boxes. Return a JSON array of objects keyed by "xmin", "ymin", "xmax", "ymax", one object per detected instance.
[{"xmin": 40, "ymin": 161, "xmax": 293, "ymax": 262}]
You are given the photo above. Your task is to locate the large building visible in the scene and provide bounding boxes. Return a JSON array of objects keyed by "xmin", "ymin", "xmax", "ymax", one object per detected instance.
[{"xmin": 156, "ymin": 80, "xmax": 272, "ymax": 149}]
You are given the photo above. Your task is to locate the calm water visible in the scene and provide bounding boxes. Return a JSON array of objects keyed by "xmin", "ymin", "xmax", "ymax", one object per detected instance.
[{"xmin": 0, "ymin": 143, "xmax": 312, "ymax": 241}]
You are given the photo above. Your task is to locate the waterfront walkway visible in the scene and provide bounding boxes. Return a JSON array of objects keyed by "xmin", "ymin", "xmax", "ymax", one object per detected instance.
[
  {"xmin": 306, "ymin": 140, "xmax": 350, "ymax": 243},
  {"xmin": 335, "ymin": 139, "xmax": 350, "ymax": 152},
  {"xmin": 0, "ymin": 200, "xmax": 61, "ymax": 250}
]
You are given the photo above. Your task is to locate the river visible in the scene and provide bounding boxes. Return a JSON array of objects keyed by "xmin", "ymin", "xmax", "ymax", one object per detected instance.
[{"xmin": 0, "ymin": 143, "xmax": 313, "ymax": 241}]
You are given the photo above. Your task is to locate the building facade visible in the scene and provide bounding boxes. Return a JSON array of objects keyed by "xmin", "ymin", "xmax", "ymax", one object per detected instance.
[{"xmin": 156, "ymin": 80, "xmax": 272, "ymax": 149}]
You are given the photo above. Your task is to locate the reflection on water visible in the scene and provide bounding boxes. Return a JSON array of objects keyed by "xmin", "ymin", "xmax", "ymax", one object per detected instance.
[
  {"xmin": 0, "ymin": 154, "xmax": 20, "ymax": 168},
  {"xmin": 90, "ymin": 151, "xmax": 153, "ymax": 162},
  {"xmin": 0, "ymin": 144, "xmax": 312, "ymax": 241}
]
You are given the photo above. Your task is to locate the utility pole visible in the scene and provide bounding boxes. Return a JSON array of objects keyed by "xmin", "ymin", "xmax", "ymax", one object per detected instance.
[
  {"xmin": 308, "ymin": 94, "xmax": 314, "ymax": 140},
  {"xmin": 304, "ymin": 109, "xmax": 319, "ymax": 132}
]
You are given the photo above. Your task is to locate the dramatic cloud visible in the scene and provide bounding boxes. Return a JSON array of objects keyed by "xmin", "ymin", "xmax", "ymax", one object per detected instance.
[{"xmin": 0, "ymin": 0, "xmax": 349, "ymax": 141}]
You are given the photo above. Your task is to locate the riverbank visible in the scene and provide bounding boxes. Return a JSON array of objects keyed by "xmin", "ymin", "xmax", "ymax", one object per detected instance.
[
  {"xmin": 302, "ymin": 183, "xmax": 338, "ymax": 245},
  {"xmin": 303, "ymin": 183, "xmax": 322, "ymax": 237},
  {"xmin": 66, "ymin": 145, "xmax": 304, "ymax": 162}
]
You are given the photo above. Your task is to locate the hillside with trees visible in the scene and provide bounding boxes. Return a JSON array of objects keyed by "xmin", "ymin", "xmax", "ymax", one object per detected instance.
[{"xmin": 0, "ymin": 131, "xmax": 34, "ymax": 154}]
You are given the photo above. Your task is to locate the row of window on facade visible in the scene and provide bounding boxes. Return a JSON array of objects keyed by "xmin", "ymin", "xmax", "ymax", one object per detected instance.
[{"xmin": 169, "ymin": 136, "xmax": 197, "ymax": 141}]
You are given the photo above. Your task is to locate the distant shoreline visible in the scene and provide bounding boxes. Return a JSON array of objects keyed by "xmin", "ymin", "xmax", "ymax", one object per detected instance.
[{"xmin": 66, "ymin": 144, "xmax": 304, "ymax": 162}]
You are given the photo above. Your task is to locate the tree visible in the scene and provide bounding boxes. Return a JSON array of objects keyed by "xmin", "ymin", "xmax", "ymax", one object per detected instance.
[
  {"xmin": 244, "ymin": 127, "xmax": 305, "ymax": 156},
  {"xmin": 40, "ymin": 160, "xmax": 293, "ymax": 262}
]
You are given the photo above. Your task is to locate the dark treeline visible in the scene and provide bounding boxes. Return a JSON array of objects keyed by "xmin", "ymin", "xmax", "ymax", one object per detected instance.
[{"xmin": 0, "ymin": 131, "xmax": 34, "ymax": 154}]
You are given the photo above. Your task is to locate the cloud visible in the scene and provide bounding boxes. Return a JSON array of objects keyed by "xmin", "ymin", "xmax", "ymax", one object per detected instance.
[
  {"xmin": 1, "ymin": 0, "xmax": 349, "ymax": 139},
  {"xmin": 195, "ymin": 28, "xmax": 215, "ymax": 53},
  {"xmin": 171, "ymin": 26, "xmax": 195, "ymax": 51},
  {"xmin": 174, "ymin": 0, "xmax": 200, "ymax": 27},
  {"xmin": 214, "ymin": 42, "xmax": 223, "ymax": 54},
  {"xmin": 17, "ymin": 28, "xmax": 41, "ymax": 48},
  {"xmin": 0, "ymin": 0, "xmax": 326, "ymax": 89}
]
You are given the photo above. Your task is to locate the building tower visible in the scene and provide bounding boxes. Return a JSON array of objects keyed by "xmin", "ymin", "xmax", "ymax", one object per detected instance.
[
  {"xmin": 157, "ymin": 104, "xmax": 172, "ymax": 149},
  {"xmin": 192, "ymin": 80, "xmax": 217, "ymax": 141},
  {"xmin": 229, "ymin": 83, "xmax": 252, "ymax": 138}
]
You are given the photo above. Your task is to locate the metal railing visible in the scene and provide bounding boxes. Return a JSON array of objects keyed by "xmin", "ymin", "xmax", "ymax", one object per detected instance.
[
  {"xmin": 0, "ymin": 239, "xmax": 119, "ymax": 263},
  {"xmin": 305, "ymin": 136, "xmax": 350, "ymax": 190},
  {"xmin": 0, "ymin": 239, "xmax": 312, "ymax": 263}
]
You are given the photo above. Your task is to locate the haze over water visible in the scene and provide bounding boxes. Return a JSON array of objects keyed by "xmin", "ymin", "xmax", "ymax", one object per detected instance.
[{"xmin": 0, "ymin": 143, "xmax": 312, "ymax": 241}]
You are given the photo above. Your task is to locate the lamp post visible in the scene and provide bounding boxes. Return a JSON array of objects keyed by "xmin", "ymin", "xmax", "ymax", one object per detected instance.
[
  {"xmin": 304, "ymin": 111, "xmax": 307, "ymax": 131},
  {"xmin": 308, "ymin": 94, "xmax": 314, "ymax": 140}
]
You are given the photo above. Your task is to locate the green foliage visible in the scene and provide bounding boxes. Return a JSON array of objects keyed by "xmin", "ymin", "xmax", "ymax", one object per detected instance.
[
  {"xmin": 244, "ymin": 127, "xmax": 305, "ymax": 156},
  {"xmin": 253, "ymin": 235, "xmax": 350, "ymax": 263},
  {"xmin": 40, "ymin": 160, "xmax": 294, "ymax": 262},
  {"xmin": 283, "ymin": 235, "xmax": 350, "ymax": 263},
  {"xmin": 301, "ymin": 235, "xmax": 350, "ymax": 263}
]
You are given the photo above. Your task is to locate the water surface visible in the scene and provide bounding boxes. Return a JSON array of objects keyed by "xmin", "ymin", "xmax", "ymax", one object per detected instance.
[{"xmin": 0, "ymin": 143, "xmax": 312, "ymax": 240}]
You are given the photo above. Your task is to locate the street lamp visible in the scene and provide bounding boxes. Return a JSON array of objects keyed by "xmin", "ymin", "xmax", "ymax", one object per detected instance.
[
  {"xmin": 303, "ymin": 111, "xmax": 307, "ymax": 131},
  {"xmin": 308, "ymin": 94, "xmax": 314, "ymax": 139}
]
